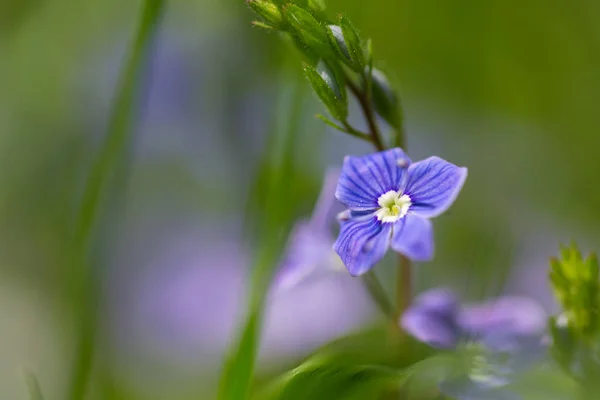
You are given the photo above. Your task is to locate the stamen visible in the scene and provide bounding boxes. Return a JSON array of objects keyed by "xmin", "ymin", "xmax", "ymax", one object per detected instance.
[{"xmin": 375, "ymin": 190, "xmax": 412, "ymax": 223}]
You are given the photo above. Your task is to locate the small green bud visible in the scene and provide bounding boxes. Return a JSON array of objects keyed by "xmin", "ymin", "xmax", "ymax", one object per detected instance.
[
  {"xmin": 304, "ymin": 61, "xmax": 347, "ymax": 121},
  {"xmin": 246, "ymin": 0, "xmax": 284, "ymax": 28},
  {"xmin": 549, "ymin": 244, "xmax": 600, "ymax": 339},
  {"xmin": 370, "ymin": 68, "xmax": 400, "ymax": 129},
  {"xmin": 284, "ymin": 5, "xmax": 333, "ymax": 59},
  {"xmin": 327, "ymin": 25, "xmax": 351, "ymax": 61},
  {"xmin": 339, "ymin": 16, "xmax": 365, "ymax": 71},
  {"xmin": 308, "ymin": 0, "xmax": 325, "ymax": 11}
]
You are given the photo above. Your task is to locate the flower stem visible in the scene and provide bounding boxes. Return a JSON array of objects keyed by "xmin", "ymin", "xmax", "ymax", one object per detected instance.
[
  {"xmin": 345, "ymin": 70, "xmax": 413, "ymax": 330},
  {"xmin": 345, "ymin": 77, "xmax": 385, "ymax": 151},
  {"xmin": 396, "ymin": 254, "xmax": 412, "ymax": 325},
  {"xmin": 363, "ymin": 271, "xmax": 396, "ymax": 319}
]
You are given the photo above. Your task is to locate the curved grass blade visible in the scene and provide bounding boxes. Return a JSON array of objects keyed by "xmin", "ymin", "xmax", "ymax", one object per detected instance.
[
  {"xmin": 217, "ymin": 80, "xmax": 306, "ymax": 400},
  {"xmin": 65, "ymin": 1, "xmax": 165, "ymax": 399}
]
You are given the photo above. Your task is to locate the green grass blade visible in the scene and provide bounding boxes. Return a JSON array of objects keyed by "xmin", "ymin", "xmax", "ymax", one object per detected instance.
[
  {"xmin": 217, "ymin": 80, "xmax": 306, "ymax": 400},
  {"xmin": 23, "ymin": 371, "xmax": 44, "ymax": 400},
  {"xmin": 65, "ymin": 1, "xmax": 165, "ymax": 399}
]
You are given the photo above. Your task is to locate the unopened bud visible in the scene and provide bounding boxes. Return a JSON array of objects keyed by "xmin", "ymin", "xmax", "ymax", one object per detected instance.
[
  {"xmin": 371, "ymin": 68, "xmax": 400, "ymax": 129},
  {"xmin": 246, "ymin": 0, "xmax": 284, "ymax": 28},
  {"xmin": 327, "ymin": 25, "xmax": 351, "ymax": 61},
  {"xmin": 303, "ymin": 61, "xmax": 348, "ymax": 121}
]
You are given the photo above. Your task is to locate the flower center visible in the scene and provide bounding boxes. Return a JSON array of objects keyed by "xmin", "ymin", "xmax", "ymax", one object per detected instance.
[{"xmin": 375, "ymin": 190, "xmax": 411, "ymax": 223}]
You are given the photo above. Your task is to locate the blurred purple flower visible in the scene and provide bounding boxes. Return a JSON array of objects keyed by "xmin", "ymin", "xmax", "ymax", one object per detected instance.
[
  {"xmin": 272, "ymin": 168, "xmax": 344, "ymax": 293},
  {"xmin": 334, "ymin": 148, "xmax": 467, "ymax": 275},
  {"xmin": 402, "ymin": 289, "xmax": 547, "ymax": 399}
]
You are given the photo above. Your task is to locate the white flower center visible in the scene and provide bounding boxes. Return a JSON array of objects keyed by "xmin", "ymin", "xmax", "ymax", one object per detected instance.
[{"xmin": 375, "ymin": 190, "xmax": 411, "ymax": 223}]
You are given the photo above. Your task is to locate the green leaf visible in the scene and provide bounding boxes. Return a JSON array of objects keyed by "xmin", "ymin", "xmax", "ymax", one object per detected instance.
[
  {"xmin": 246, "ymin": 0, "xmax": 284, "ymax": 29},
  {"xmin": 370, "ymin": 68, "xmax": 401, "ymax": 129},
  {"xmin": 308, "ymin": 0, "xmax": 326, "ymax": 13},
  {"xmin": 327, "ymin": 25, "xmax": 351, "ymax": 61},
  {"xmin": 252, "ymin": 20, "xmax": 277, "ymax": 32},
  {"xmin": 283, "ymin": 4, "xmax": 333, "ymax": 59},
  {"xmin": 304, "ymin": 61, "xmax": 347, "ymax": 120},
  {"xmin": 549, "ymin": 244, "xmax": 600, "ymax": 338},
  {"xmin": 256, "ymin": 360, "xmax": 404, "ymax": 400},
  {"xmin": 316, "ymin": 113, "xmax": 346, "ymax": 132},
  {"xmin": 23, "ymin": 372, "xmax": 44, "ymax": 400},
  {"xmin": 65, "ymin": 1, "xmax": 165, "ymax": 399},
  {"xmin": 218, "ymin": 309, "xmax": 262, "ymax": 400},
  {"xmin": 339, "ymin": 16, "xmax": 365, "ymax": 71},
  {"xmin": 218, "ymin": 82, "xmax": 306, "ymax": 400}
]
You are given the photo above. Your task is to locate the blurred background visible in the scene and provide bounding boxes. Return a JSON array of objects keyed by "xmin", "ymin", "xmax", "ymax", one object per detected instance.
[{"xmin": 1, "ymin": 0, "xmax": 599, "ymax": 398}]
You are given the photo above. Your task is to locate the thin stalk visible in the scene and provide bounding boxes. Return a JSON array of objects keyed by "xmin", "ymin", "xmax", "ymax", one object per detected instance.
[
  {"xmin": 345, "ymin": 69, "xmax": 413, "ymax": 329},
  {"xmin": 66, "ymin": 1, "xmax": 164, "ymax": 399},
  {"xmin": 341, "ymin": 120, "xmax": 372, "ymax": 142},
  {"xmin": 345, "ymin": 77, "xmax": 385, "ymax": 151},
  {"xmin": 24, "ymin": 372, "xmax": 44, "ymax": 400},
  {"xmin": 396, "ymin": 255, "xmax": 412, "ymax": 325},
  {"xmin": 363, "ymin": 270, "xmax": 396, "ymax": 319}
]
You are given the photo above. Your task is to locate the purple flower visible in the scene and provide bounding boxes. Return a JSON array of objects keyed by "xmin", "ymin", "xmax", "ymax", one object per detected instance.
[
  {"xmin": 334, "ymin": 148, "xmax": 467, "ymax": 275},
  {"xmin": 272, "ymin": 168, "xmax": 345, "ymax": 293},
  {"xmin": 401, "ymin": 289, "xmax": 548, "ymax": 399}
]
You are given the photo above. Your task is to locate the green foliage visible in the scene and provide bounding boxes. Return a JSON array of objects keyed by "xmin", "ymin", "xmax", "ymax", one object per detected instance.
[
  {"xmin": 549, "ymin": 244, "xmax": 600, "ymax": 386},
  {"xmin": 283, "ymin": 4, "xmax": 333, "ymax": 60},
  {"xmin": 218, "ymin": 83, "xmax": 307, "ymax": 400},
  {"xmin": 338, "ymin": 16, "xmax": 366, "ymax": 72},
  {"xmin": 246, "ymin": 0, "xmax": 397, "ymax": 144},
  {"xmin": 218, "ymin": 301, "xmax": 263, "ymax": 400},
  {"xmin": 246, "ymin": 0, "xmax": 284, "ymax": 29},
  {"xmin": 65, "ymin": 1, "xmax": 165, "ymax": 399},
  {"xmin": 303, "ymin": 61, "xmax": 348, "ymax": 120},
  {"xmin": 370, "ymin": 68, "xmax": 401, "ymax": 130},
  {"xmin": 256, "ymin": 360, "xmax": 404, "ymax": 400},
  {"xmin": 550, "ymin": 244, "xmax": 600, "ymax": 339},
  {"xmin": 23, "ymin": 372, "xmax": 44, "ymax": 400}
]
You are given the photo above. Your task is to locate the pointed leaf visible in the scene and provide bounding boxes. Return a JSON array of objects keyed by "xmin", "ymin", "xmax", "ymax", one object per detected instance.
[
  {"xmin": 304, "ymin": 61, "xmax": 347, "ymax": 120},
  {"xmin": 339, "ymin": 16, "xmax": 365, "ymax": 71}
]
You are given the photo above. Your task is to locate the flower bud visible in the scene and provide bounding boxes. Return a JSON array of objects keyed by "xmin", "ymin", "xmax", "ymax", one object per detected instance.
[
  {"xmin": 339, "ymin": 16, "xmax": 365, "ymax": 71},
  {"xmin": 246, "ymin": 0, "xmax": 284, "ymax": 28},
  {"xmin": 284, "ymin": 5, "xmax": 333, "ymax": 59},
  {"xmin": 304, "ymin": 61, "xmax": 348, "ymax": 121},
  {"xmin": 327, "ymin": 25, "xmax": 351, "ymax": 61},
  {"xmin": 370, "ymin": 68, "xmax": 400, "ymax": 129}
]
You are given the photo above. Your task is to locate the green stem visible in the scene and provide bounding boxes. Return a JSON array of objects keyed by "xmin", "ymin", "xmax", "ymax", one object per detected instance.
[
  {"xmin": 66, "ymin": 1, "xmax": 164, "ymax": 399},
  {"xmin": 24, "ymin": 372, "xmax": 44, "ymax": 400},
  {"xmin": 345, "ymin": 68, "xmax": 414, "ymax": 327},
  {"xmin": 396, "ymin": 255, "xmax": 412, "ymax": 325},
  {"xmin": 346, "ymin": 77, "xmax": 385, "ymax": 151},
  {"xmin": 342, "ymin": 120, "xmax": 372, "ymax": 142},
  {"xmin": 363, "ymin": 271, "xmax": 396, "ymax": 319}
]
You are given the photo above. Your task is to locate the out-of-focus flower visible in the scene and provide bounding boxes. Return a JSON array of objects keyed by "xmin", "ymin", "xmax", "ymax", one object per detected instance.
[
  {"xmin": 402, "ymin": 289, "xmax": 547, "ymax": 400},
  {"xmin": 334, "ymin": 148, "xmax": 467, "ymax": 275},
  {"xmin": 272, "ymin": 168, "xmax": 344, "ymax": 293}
]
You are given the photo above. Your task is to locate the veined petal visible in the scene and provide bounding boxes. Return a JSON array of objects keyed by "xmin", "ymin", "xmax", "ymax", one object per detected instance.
[
  {"xmin": 401, "ymin": 308, "xmax": 459, "ymax": 348},
  {"xmin": 458, "ymin": 296, "xmax": 547, "ymax": 340},
  {"xmin": 401, "ymin": 288, "xmax": 460, "ymax": 348},
  {"xmin": 336, "ymin": 148, "xmax": 411, "ymax": 211},
  {"xmin": 412, "ymin": 288, "xmax": 459, "ymax": 316},
  {"xmin": 272, "ymin": 221, "xmax": 338, "ymax": 293},
  {"xmin": 391, "ymin": 214, "xmax": 434, "ymax": 261},
  {"xmin": 403, "ymin": 156, "xmax": 467, "ymax": 218},
  {"xmin": 333, "ymin": 216, "xmax": 392, "ymax": 276}
]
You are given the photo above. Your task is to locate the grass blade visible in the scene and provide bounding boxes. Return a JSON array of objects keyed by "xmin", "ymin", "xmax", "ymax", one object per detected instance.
[{"xmin": 66, "ymin": 1, "xmax": 165, "ymax": 399}]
